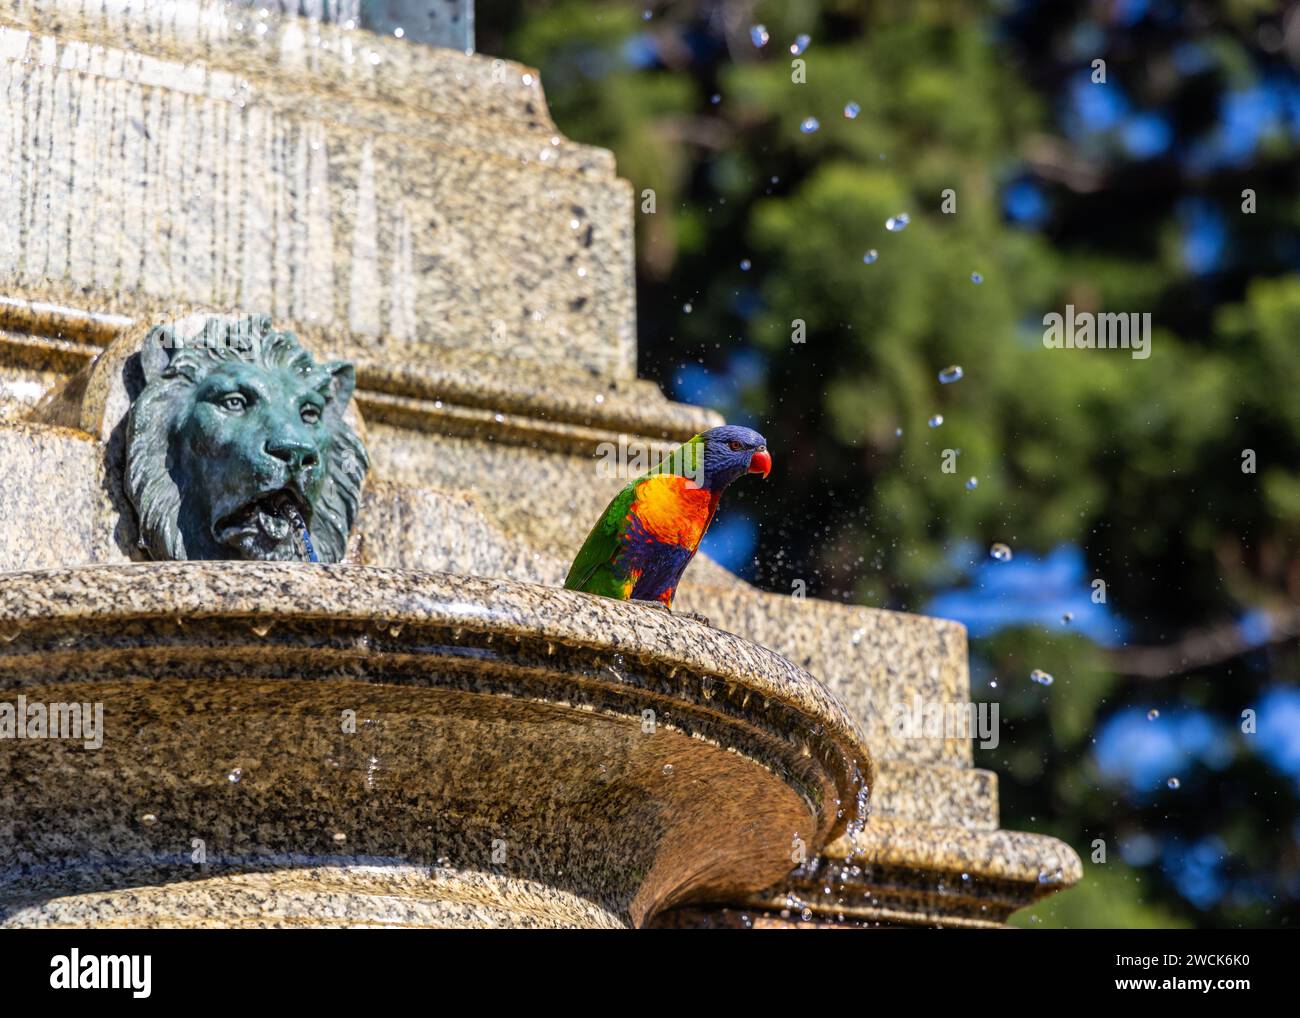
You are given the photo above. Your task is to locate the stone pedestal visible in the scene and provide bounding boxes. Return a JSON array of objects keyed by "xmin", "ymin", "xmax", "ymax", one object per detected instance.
[
  {"xmin": 0, "ymin": 565, "xmax": 868, "ymax": 928},
  {"xmin": 0, "ymin": 0, "xmax": 1079, "ymax": 927}
]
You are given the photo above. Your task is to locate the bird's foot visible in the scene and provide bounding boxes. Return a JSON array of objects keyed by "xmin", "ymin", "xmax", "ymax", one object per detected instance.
[{"xmin": 630, "ymin": 600, "xmax": 711, "ymax": 627}]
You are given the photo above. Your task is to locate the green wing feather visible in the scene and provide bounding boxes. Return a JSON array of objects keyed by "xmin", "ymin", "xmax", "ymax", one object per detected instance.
[
  {"xmin": 564, "ymin": 434, "xmax": 705, "ymax": 598},
  {"xmin": 564, "ymin": 482, "xmax": 638, "ymax": 596}
]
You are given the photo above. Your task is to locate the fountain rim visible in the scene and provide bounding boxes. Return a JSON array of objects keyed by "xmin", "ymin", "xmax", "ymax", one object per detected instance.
[{"xmin": 0, "ymin": 562, "xmax": 873, "ymax": 848}]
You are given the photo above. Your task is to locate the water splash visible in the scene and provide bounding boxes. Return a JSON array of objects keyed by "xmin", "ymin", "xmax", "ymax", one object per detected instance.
[{"xmin": 284, "ymin": 502, "xmax": 319, "ymax": 562}]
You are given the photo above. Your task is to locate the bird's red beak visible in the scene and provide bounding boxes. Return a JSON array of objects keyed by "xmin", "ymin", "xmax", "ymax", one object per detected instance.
[{"xmin": 748, "ymin": 448, "xmax": 772, "ymax": 478}]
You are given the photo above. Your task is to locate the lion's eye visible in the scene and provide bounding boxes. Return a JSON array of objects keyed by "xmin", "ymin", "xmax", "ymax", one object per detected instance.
[
  {"xmin": 300, "ymin": 404, "xmax": 322, "ymax": 425},
  {"xmin": 220, "ymin": 393, "xmax": 246, "ymax": 413},
  {"xmin": 728, "ymin": 440, "xmax": 745, "ymax": 451}
]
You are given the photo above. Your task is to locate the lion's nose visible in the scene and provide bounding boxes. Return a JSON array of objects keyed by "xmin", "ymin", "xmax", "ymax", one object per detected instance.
[{"xmin": 264, "ymin": 437, "xmax": 319, "ymax": 471}]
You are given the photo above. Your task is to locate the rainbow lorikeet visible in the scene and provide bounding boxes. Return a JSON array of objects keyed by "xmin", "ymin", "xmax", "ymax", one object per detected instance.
[{"xmin": 564, "ymin": 425, "xmax": 771, "ymax": 608}]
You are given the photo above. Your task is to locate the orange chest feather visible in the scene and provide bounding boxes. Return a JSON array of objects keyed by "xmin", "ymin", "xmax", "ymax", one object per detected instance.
[{"xmin": 630, "ymin": 474, "xmax": 719, "ymax": 549}]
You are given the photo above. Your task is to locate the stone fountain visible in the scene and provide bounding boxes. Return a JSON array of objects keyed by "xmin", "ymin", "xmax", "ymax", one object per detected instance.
[{"xmin": 0, "ymin": 0, "xmax": 1080, "ymax": 928}]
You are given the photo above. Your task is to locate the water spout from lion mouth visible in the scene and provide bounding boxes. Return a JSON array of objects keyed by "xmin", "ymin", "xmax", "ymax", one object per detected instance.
[{"xmin": 212, "ymin": 487, "xmax": 314, "ymax": 561}]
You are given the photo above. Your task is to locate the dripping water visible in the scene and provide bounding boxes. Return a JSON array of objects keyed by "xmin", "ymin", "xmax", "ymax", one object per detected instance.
[{"xmin": 284, "ymin": 502, "xmax": 319, "ymax": 562}]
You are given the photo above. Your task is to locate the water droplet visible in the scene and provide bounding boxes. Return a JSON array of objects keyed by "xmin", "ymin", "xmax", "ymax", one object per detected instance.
[
  {"xmin": 710, "ymin": 93, "xmax": 721, "ymax": 105},
  {"xmin": 927, "ymin": 414, "xmax": 944, "ymax": 428},
  {"xmin": 642, "ymin": 8, "xmax": 653, "ymax": 19},
  {"xmin": 682, "ymin": 302, "xmax": 693, "ymax": 313},
  {"xmin": 1148, "ymin": 709, "xmax": 1160, "ymax": 721},
  {"xmin": 1062, "ymin": 612, "xmax": 1074, "ymax": 624},
  {"xmin": 970, "ymin": 271, "xmax": 983, "ymax": 284},
  {"xmin": 800, "ymin": 907, "xmax": 813, "ymax": 921},
  {"xmin": 394, "ymin": 27, "xmax": 404, "ymax": 38},
  {"xmin": 250, "ymin": 620, "xmax": 273, "ymax": 637},
  {"xmin": 989, "ymin": 678, "xmax": 998, "ymax": 689},
  {"xmin": 227, "ymin": 768, "xmax": 242, "ymax": 784},
  {"xmin": 332, "ymin": 831, "xmax": 348, "ymax": 844},
  {"xmin": 989, "ymin": 542, "xmax": 1013, "ymax": 562},
  {"xmin": 800, "ymin": 117, "xmax": 820, "ymax": 134},
  {"xmin": 843, "ymin": 102, "xmax": 860, "ymax": 119},
  {"xmin": 862, "ymin": 249, "xmax": 878, "ymax": 264},
  {"xmin": 750, "ymin": 25, "xmax": 769, "ymax": 48},
  {"xmin": 790, "ymin": 34, "xmax": 810, "ymax": 56},
  {"xmin": 140, "ymin": 813, "xmax": 158, "ymax": 826},
  {"xmin": 661, "ymin": 763, "xmax": 674, "ymax": 776},
  {"xmin": 965, "ymin": 476, "xmax": 978, "ymax": 491},
  {"xmin": 938, "ymin": 364, "xmax": 964, "ymax": 385},
  {"xmin": 1030, "ymin": 668, "xmax": 1054, "ymax": 686},
  {"xmin": 1167, "ymin": 777, "xmax": 1180, "ymax": 790},
  {"xmin": 740, "ymin": 258, "xmax": 752, "ymax": 271},
  {"xmin": 885, "ymin": 213, "xmax": 910, "ymax": 231},
  {"xmin": 894, "ymin": 426, "xmax": 903, "ymax": 437}
]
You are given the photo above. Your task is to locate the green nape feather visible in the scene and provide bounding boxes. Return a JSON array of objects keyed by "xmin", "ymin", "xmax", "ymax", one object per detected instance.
[{"xmin": 563, "ymin": 435, "xmax": 705, "ymax": 598}]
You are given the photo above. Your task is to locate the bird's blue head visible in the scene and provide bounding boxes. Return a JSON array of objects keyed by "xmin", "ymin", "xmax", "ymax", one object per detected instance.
[{"xmin": 698, "ymin": 425, "xmax": 771, "ymax": 492}]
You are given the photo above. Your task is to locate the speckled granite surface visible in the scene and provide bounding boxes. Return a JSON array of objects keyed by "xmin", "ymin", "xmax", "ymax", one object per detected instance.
[
  {"xmin": 0, "ymin": 0, "xmax": 636, "ymax": 379},
  {"xmin": 0, "ymin": 563, "xmax": 870, "ymax": 928}
]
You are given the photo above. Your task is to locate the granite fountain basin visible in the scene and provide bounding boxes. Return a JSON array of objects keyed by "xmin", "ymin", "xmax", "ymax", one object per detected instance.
[{"xmin": 0, "ymin": 563, "xmax": 871, "ymax": 928}]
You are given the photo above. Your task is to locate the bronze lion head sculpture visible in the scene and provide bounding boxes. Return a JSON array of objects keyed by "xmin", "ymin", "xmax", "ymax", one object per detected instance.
[{"xmin": 124, "ymin": 314, "xmax": 369, "ymax": 562}]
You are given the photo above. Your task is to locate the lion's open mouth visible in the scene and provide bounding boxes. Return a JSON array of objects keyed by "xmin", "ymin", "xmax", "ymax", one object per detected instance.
[{"xmin": 213, "ymin": 488, "xmax": 312, "ymax": 557}]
